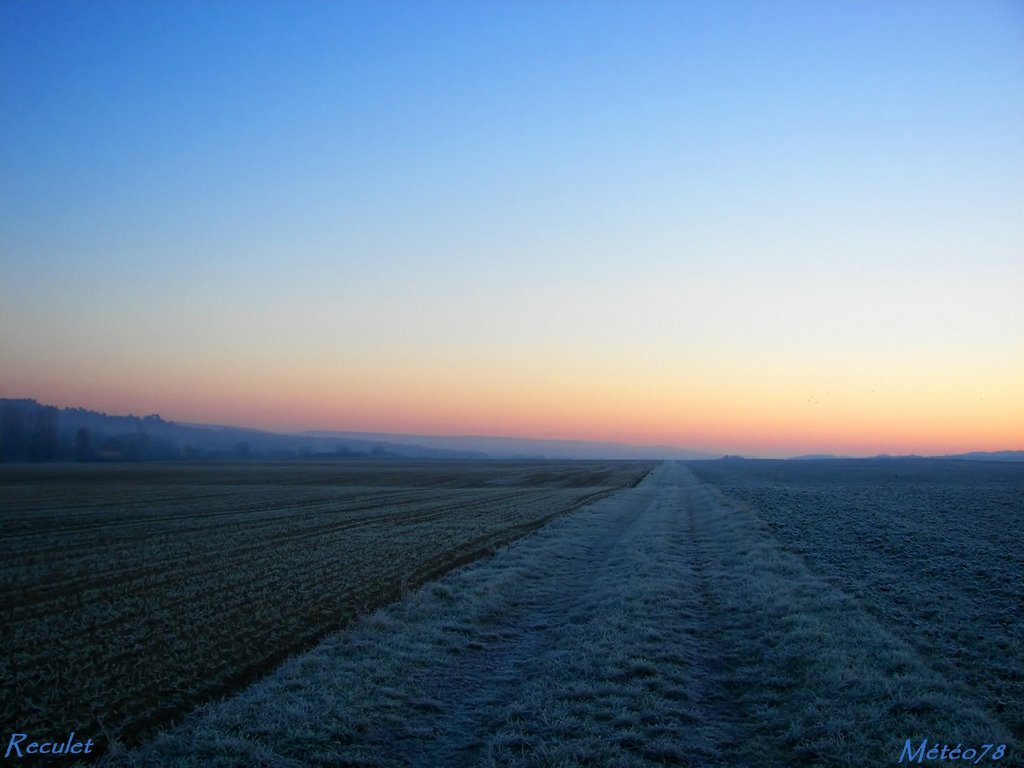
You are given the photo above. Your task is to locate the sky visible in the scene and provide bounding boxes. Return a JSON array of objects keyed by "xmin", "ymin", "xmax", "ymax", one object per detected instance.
[{"xmin": 1, "ymin": 0, "xmax": 1022, "ymax": 458}]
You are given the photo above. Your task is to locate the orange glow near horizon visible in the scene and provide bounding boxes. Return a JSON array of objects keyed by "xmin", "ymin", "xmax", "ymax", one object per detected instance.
[
  {"xmin": 6, "ymin": 348, "xmax": 1021, "ymax": 458},
  {"xmin": 2, "ymin": 2, "xmax": 1023, "ymax": 460}
]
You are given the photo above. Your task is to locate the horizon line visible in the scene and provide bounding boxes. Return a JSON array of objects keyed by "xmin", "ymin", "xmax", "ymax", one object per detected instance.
[{"xmin": 1, "ymin": 395, "xmax": 1020, "ymax": 461}]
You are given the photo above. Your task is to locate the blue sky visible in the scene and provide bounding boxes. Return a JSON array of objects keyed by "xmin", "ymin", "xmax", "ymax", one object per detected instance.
[{"xmin": 2, "ymin": 1, "xmax": 1022, "ymax": 454}]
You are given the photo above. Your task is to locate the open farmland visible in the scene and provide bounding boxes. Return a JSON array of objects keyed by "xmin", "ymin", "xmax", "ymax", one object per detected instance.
[
  {"xmin": 0, "ymin": 459, "xmax": 654, "ymax": 753},
  {"xmin": 688, "ymin": 459, "xmax": 1024, "ymax": 746},
  {"xmin": 116, "ymin": 460, "xmax": 1020, "ymax": 767}
]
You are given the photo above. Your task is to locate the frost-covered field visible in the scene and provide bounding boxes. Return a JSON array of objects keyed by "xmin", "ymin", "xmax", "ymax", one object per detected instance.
[
  {"xmin": 0, "ymin": 460, "xmax": 652, "ymax": 754},
  {"xmin": 109, "ymin": 460, "xmax": 1021, "ymax": 767},
  {"xmin": 687, "ymin": 458, "xmax": 1024, "ymax": 752}
]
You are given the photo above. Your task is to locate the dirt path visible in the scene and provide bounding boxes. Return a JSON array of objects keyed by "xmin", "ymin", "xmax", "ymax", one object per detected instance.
[
  {"xmin": 400, "ymin": 461, "xmax": 740, "ymax": 767},
  {"xmin": 119, "ymin": 462, "xmax": 1015, "ymax": 767}
]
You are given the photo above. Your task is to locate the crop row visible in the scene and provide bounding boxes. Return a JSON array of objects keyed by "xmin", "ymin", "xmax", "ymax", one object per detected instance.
[{"xmin": 0, "ymin": 459, "xmax": 653, "ymax": 751}]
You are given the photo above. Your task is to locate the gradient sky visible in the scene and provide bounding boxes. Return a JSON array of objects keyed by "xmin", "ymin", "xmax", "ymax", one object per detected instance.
[{"xmin": 2, "ymin": 0, "xmax": 1022, "ymax": 457}]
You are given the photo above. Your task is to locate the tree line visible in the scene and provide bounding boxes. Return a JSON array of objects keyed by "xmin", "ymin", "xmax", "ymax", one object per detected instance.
[{"xmin": 0, "ymin": 400, "xmax": 183, "ymax": 462}]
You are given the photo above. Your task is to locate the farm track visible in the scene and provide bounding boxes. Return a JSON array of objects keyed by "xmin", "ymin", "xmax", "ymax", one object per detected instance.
[
  {"xmin": 120, "ymin": 461, "xmax": 1020, "ymax": 767},
  {"xmin": 0, "ymin": 460, "xmax": 653, "ymax": 751}
]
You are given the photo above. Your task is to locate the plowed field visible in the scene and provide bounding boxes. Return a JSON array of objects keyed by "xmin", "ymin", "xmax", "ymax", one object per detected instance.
[{"xmin": 0, "ymin": 460, "xmax": 654, "ymax": 752}]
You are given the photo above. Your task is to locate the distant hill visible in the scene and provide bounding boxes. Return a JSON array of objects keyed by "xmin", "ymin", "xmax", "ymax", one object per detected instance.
[
  {"xmin": 0, "ymin": 398, "xmax": 718, "ymax": 463},
  {"xmin": 939, "ymin": 450, "xmax": 1024, "ymax": 462},
  {"xmin": 6, "ymin": 398, "xmax": 1015, "ymax": 464},
  {"xmin": 302, "ymin": 430, "xmax": 719, "ymax": 461},
  {"xmin": 0, "ymin": 399, "xmax": 485, "ymax": 462},
  {"xmin": 785, "ymin": 451, "xmax": 1024, "ymax": 462},
  {"xmin": 788, "ymin": 453, "xmax": 854, "ymax": 460}
]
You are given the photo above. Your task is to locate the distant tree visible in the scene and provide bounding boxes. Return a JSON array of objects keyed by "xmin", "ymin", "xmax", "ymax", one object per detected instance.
[
  {"xmin": 0, "ymin": 404, "xmax": 28, "ymax": 461},
  {"xmin": 28, "ymin": 407, "xmax": 58, "ymax": 461},
  {"xmin": 75, "ymin": 428, "xmax": 94, "ymax": 462},
  {"xmin": 100, "ymin": 436, "xmax": 123, "ymax": 460},
  {"xmin": 123, "ymin": 433, "xmax": 149, "ymax": 461}
]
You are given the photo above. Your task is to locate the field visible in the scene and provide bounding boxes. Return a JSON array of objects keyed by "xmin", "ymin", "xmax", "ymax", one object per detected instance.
[
  {"xmin": 3, "ymin": 458, "xmax": 1021, "ymax": 767},
  {"xmin": 0, "ymin": 459, "xmax": 654, "ymax": 753},
  {"xmin": 687, "ymin": 458, "xmax": 1024, "ymax": 747},
  {"xmin": 111, "ymin": 459, "xmax": 1022, "ymax": 767}
]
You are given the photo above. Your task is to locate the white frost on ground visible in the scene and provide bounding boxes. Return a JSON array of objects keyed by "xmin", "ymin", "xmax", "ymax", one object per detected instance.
[{"xmin": 112, "ymin": 463, "xmax": 1015, "ymax": 767}]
